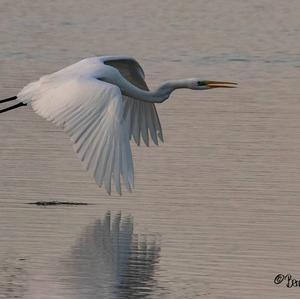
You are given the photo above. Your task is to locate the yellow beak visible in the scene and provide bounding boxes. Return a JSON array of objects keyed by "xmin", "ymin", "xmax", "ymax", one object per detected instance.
[{"xmin": 205, "ymin": 81, "xmax": 238, "ymax": 88}]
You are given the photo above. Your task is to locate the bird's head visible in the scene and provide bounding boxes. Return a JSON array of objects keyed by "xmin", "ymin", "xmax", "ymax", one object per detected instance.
[{"xmin": 189, "ymin": 79, "xmax": 237, "ymax": 90}]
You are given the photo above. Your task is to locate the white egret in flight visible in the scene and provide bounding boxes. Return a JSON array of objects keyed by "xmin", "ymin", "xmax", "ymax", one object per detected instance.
[{"xmin": 0, "ymin": 56, "xmax": 236, "ymax": 194}]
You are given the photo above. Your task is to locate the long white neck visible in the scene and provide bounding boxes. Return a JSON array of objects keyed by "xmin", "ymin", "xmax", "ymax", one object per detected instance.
[{"xmin": 115, "ymin": 76, "xmax": 191, "ymax": 103}]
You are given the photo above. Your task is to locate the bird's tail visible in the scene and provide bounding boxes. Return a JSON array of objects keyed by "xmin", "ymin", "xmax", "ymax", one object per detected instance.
[{"xmin": 0, "ymin": 96, "xmax": 27, "ymax": 114}]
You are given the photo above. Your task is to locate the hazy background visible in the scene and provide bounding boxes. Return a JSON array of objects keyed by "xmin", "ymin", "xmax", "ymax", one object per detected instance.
[{"xmin": 0, "ymin": 0, "xmax": 300, "ymax": 298}]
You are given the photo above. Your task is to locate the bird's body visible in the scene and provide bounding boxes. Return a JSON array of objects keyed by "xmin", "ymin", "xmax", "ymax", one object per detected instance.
[{"xmin": 1, "ymin": 55, "xmax": 236, "ymax": 194}]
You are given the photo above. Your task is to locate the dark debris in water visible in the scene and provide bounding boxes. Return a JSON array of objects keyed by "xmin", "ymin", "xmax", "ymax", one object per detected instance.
[{"xmin": 28, "ymin": 201, "xmax": 90, "ymax": 206}]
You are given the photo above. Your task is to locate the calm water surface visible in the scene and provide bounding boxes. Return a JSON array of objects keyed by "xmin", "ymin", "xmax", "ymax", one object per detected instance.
[{"xmin": 0, "ymin": 0, "xmax": 300, "ymax": 298}]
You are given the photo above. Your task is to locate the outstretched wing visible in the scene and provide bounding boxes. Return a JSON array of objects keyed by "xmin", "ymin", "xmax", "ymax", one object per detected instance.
[
  {"xmin": 18, "ymin": 78, "xmax": 133, "ymax": 195},
  {"xmin": 104, "ymin": 58, "xmax": 163, "ymax": 146}
]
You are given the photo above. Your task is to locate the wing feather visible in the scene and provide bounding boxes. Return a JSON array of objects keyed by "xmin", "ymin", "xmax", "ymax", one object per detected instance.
[
  {"xmin": 146, "ymin": 104, "xmax": 158, "ymax": 145},
  {"xmin": 140, "ymin": 102, "xmax": 149, "ymax": 146},
  {"xmin": 17, "ymin": 77, "xmax": 133, "ymax": 194},
  {"xmin": 104, "ymin": 58, "xmax": 163, "ymax": 146},
  {"xmin": 113, "ymin": 138, "xmax": 121, "ymax": 194}
]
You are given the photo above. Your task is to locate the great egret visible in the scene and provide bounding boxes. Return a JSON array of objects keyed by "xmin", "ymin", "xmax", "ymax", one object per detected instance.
[{"xmin": 0, "ymin": 56, "xmax": 237, "ymax": 194}]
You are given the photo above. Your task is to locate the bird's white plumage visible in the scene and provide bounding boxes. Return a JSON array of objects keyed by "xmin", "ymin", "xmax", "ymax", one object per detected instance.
[
  {"xmin": 123, "ymin": 96, "xmax": 163, "ymax": 146},
  {"xmin": 16, "ymin": 56, "xmax": 166, "ymax": 194},
  {"xmin": 17, "ymin": 57, "xmax": 139, "ymax": 194}
]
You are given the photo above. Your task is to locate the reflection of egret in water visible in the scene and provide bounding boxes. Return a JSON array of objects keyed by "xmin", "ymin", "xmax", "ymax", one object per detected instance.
[{"xmin": 63, "ymin": 211, "xmax": 162, "ymax": 299}]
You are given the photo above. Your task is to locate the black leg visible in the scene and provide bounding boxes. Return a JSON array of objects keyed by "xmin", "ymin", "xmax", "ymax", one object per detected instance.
[
  {"xmin": 0, "ymin": 102, "xmax": 26, "ymax": 114},
  {"xmin": 0, "ymin": 96, "xmax": 18, "ymax": 104}
]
